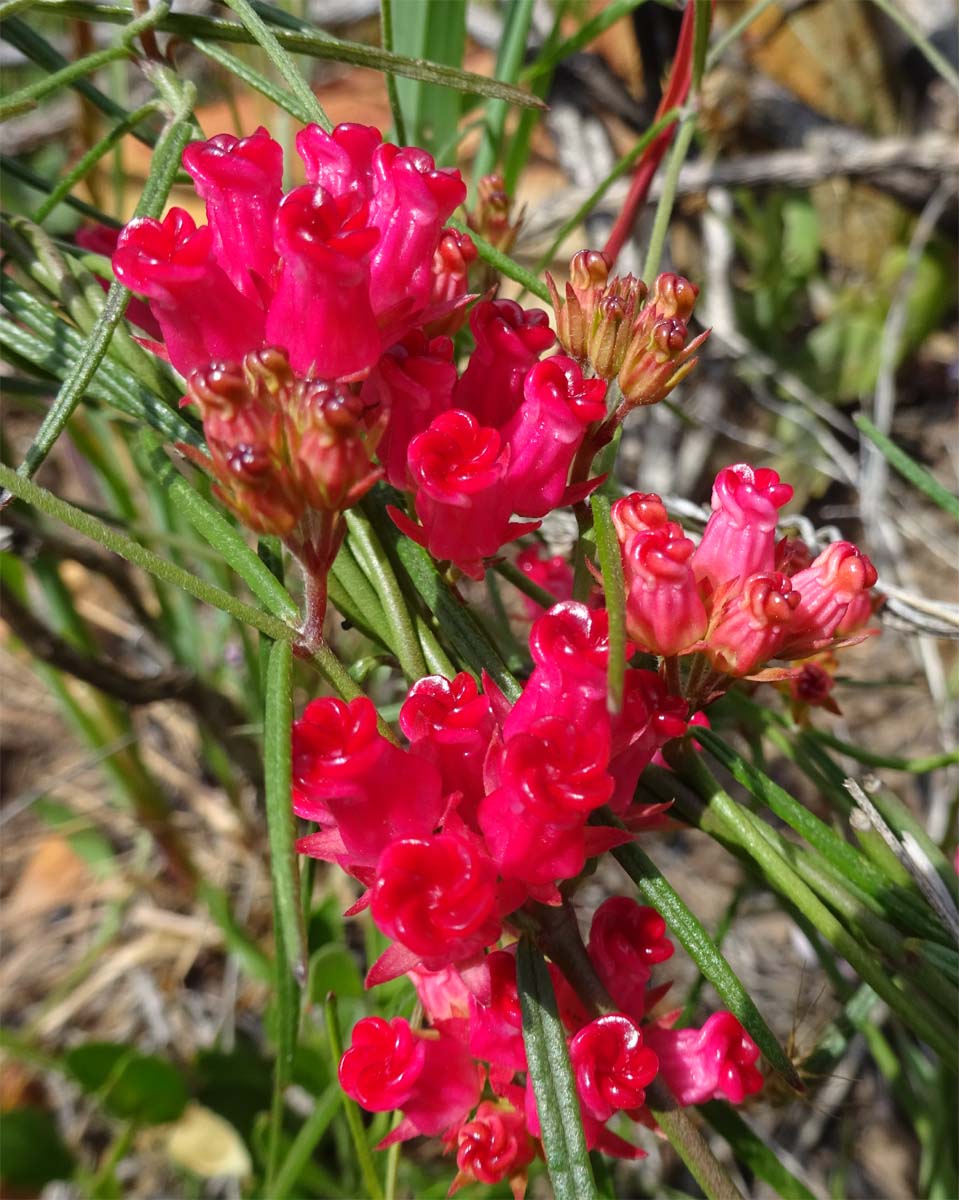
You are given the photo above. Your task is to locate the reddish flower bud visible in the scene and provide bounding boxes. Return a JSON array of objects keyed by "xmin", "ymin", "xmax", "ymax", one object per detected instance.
[
  {"xmin": 453, "ymin": 300, "xmax": 555, "ymax": 429},
  {"xmin": 780, "ymin": 541, "xmax": 878, "ymax": 658},
  {"xmin": 615, "ymin": 273, "xmax": 706, "ymax": 409},
  {"xmin": 693, "ymin": 464, "xmax": 794, "ymax": 593},
  {"xmin": 705, "ymin": 572, "xmax": 801, "ymax": 677},
  {"xmin": 546, "ymin": 249, "xmax": 612, "ymax": 361},
  {"xmin": 371, "ymin": 833, "xmax": 500, "ymax": 963},
  {"xmin": 622, "ymin": 525, "xmax": 708, "ymax": 657},
  {"xmin": 338, "ymin": 1016, "xmax": 426, "ymax": 1110},
  {"xmin": 644, "ymin": 1012, "xmax": 763, "ymax": 1107},
  {"xmin": 587, "ymin": 276, "xmax": 646, "ymax": 380},
  {"xmin": 588, "ymin": 898, "xmax": 674, "ymax": 1022},
  {"xmin": 287, "ymin": 378, "xmax": 383, "ymax": 512},
  {"xmin": 470, "ymin": 173, "xmax": 522, "ymax": 256},
  {"xmin": 569, "ymin": 1013, "xmax": 658, "ymax": 1121},
  {"xmin": 790, "ymin": 660, "xmax": 837, "ymax": 708},
  {"xmin": 428, "ymin": 229, "xmax": 478, "ymax": 334},
  {"xmin": 652, "ymin": 272, "xmax": 699, "ymax": 320},
  {"xmin": 452, "ymin": 1101, "xmax": 536, "ymax": 1194}
]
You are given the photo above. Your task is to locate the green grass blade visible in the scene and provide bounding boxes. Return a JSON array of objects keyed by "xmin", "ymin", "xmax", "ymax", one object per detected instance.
[
  {"xmin": 447, "ymin": 216, "xmax": 551, "ymax": 302},
  {"xmin": 272, "ymin": 1083, "xmax": 342, "ymax": 1200},
  {"xmin": 221, "ymin": 0, "xmax": 332, "ymax": 130},
  {"xmin": 856, "ymin": 413, "xmax": 959, "ymax": 520},
  {"xmin": 522, "ymin": 0, "xmax": 647, "ymax": 82},
  {"xmin": 1, "ymin": 154, "xmax": 120, "ymax": 225},
  {"xmin": 590, "ymin": 495, "xmax": 625, "ymax": 712},
  {"xmin": 700, "ymin": 1103, "xmax": 816, "ymax": 1200},
  {"xmin": 193, "ymin": 39, "xmax": 320, "ymax": 124},
  {"xmin": 516, "ymin": 937, "xmax": 597, "ymax": 1200},
  {"xmin": 471, "ymin": 0, "xmax": 536, "ymax": 185}
]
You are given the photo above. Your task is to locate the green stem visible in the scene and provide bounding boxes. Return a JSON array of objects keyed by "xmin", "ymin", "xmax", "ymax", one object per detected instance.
[
  {"xmin": 379, "ymin": 0, "xmax": 407, "ymax": 144},
  {"xmin": 447, "ymin": 216, "xmax": 551, "ymax": 303},
  {"xmin": 494, "ymin": 558, "xmax": 560, "ymax": 610},
  {"xmin": 641, "ymin": 111, "xmax": 697, "ymax": 282},
  {"xmin": 869, "ymin": 0, "xmax": 959, "ymax": 93},
  {"xmin": 805, "ymin": 729, "xmax": 959, "ymax": 774}
]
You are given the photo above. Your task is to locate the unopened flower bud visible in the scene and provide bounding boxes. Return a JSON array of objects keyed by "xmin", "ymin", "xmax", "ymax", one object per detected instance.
[
  {"xmin": 652, "ymin": 272, "xmax": 698, "ymax": 320},
  {"xmin": 471, "ymin": 173, "xmax": 521, "ymax": 255},
  {"xmin": 288, "ymin": 379, "xmax": 384, "ymax": 513},
  {"xmin": 546, "ymin": 249, "xmax": 610, "ymax": 360}
]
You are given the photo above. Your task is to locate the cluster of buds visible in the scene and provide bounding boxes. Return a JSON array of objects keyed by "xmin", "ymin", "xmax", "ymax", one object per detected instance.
[
  {"xmin": 294, "ymin": 601, "xmax": 762, "ymax": 1191},
  {"xmin": 610, "ymin": 464, "xmax": 878, "ymax": 707},
  {"xmin": 547, "ymin": 251, "xmax": 708, "ymax": 419},
  {"xmin": 181, "ymin": 346, "xmax": 382, "ymax": 639}
]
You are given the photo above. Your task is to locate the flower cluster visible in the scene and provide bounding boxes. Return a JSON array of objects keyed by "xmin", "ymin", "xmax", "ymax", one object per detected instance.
[{"xmin": 610, "ymin": 465, "xmax": 878, "ymax": 707}]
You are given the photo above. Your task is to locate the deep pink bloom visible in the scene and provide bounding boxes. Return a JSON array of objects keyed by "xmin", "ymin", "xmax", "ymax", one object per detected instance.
[
  {"xmin": 452, "ymin": 1101, "xmax": 536, "ymax": 1194},
  {"xmin": 429, "ymin": 228, "xmax": 477, "ymax": 313},
  {"xmin": 181, "ymin": 127, "xmax": 282, "ymax": 302},
  {"xmin": 588, "ymin": 898, "xmax": 674, "ymax": 1022},
  {"xmin": 400, "ymin": 673, "xmax": 494, "ymax": 823},
  {"xmin": 622, "ymin": 524, "xmax": 708, "ymax": 656},
  {"xmin": 361, "ymin": 333, "xmax": 457, "ymax": 488},
  {"xmin": 692, "ymin": 464, "xmax": 794, "ymax": 593},
  {"xmin": 296, "ymin": 121, "xmax": 381, "ymax": 195},
  {"xmin": 371, "ymin": 833, "xmax": 500, "ymax": 964},
  {"xmin": 611, "ymin": 492, "xmax": 670, "ymax": 541},
  {"xmin": 568, "ymin": 1014, "xmax": 658, "ymax": 1121},
  {"xmin": 705, "ymin": 572, "xmax": 801, "ymax": 677},
  {"xmin": 644, "ymin": 1012, "xmax": 763, "ymax": 1106},
  {"xmin": 409, "ymin": 964, "xmax": 473, "ymax": 1025},
  {"xmin": 293, "ymin": 696, "xmax": 443, "ymax": 870},
  {"xmin": 453, "ymin": 300, "xmax": 555, "ymax": 428},
  {"xmin": 75, "ymin": 224, "xmax": 161, "ymax": 338},
  {"xmin": 514, "ymin": 545, "xmax": 575, "ymax": 618},
  {"xmin": 112, "ymin": 208, "xmax": 265, "ymax": 377},
  {"xmin": 267, "ymin": 185, "xmax": 380, "ymax": 378},
  {"xmin": 780, "ymin": 542, "xmax": 878, "ymax": 657},
  {"xmin": 468, "ymin": 950, "xmax": 527, "ymax": 1076},
  {"xmin": 501, "ymin": 356, "xmax": 607, "ymax": 518},
  {"xmin": 608, "ymin": 669, "xmax": 688, "ymax": 810},
  {"xmin": 398, "ymin": 410, "xmax": 520, "ymax": 579},
  {"xmin": 338, "ymin": 1016, "xmax": 426, "ymax": 1110}
]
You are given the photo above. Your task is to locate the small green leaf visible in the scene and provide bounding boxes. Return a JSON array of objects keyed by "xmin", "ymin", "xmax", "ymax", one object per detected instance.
[
  {"xmin": 309, "ymin": 944, "xmax": 363, "ymax": 1001},
  {"xmin": 516, "ymin": 937, "xmax": 597, "ymax": 1200},
  {"xmin": 66, "ymin": 1043, "xmax": 188, "ymax": 1125},
  {"xmin": 856, "ymin": 412, "xmax": 959, "ymax": 521},
  {"xmin": 701, "ymin": 1102, "xmax": 816, "ymax": 1200},
  {"xmin": 0, "ymin": 1108, "xmax": 75, "ymax": 1188}
]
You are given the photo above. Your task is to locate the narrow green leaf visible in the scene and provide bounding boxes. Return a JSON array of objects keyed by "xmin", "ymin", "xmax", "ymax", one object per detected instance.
[
  {"xmin": 198, "ymin": 882, "xmax": 273, "ymax": 983},
  {"xmin": 0, "ymin": 154, "xmax": 119, "ymax": 225},
  {"xmin": 494, "ymin": 558, "xmax": 560, "ymax": 611},
  {"xmin": 516, "ymin": 937, "xmax": 597, "ymax": 1200},
  {"xmin": 642, "ymin": 112, "xmax": 696, "ymax": 282},
  {"xmin": 32, "ymin": 1, "xmax": 547, "ymax": 110},
  {"xmin": 448, "ymin": 216, "xmax": 551, "ymax": 303},
  {"xmin": 272, "ymin": 1084, "xmax": 342, "ymax": 1200},
  {"xmin": 804, "ymin": 728, "xmax": 959, "ymax": 774},
  {"xmin": 856, "ymin": 413, "xmax": 959, "ymax": 520},
  {"xmin": 141, "ymin": 431, "xmax": 299, "ymax": 623},
  {"xmin": 591, "ymin": 494, "xmax": 626, "ymax": 712},
  {"xmin": 323, "ymin": 994, "xmax": 384, "ymax": 1200},
  {"xmin": 869, "ymin": 0, "xmax": 959, "ymax": 93},
  {"xmin": 600, "ymin": 812, "xmax": 804, "ymax": 1091},
  {"xmin": 472, "ymin": 0, "xmax": 536, "ymax": 184},
  {"xmin": 700, "ymin": 1102, "xmax": 816, "ymax": 1200},
  {"xmin": 194, "ymin": 39, "xmax": 319, "ymax": 124},
  {"xmin": 221, "ymin": 0, "xmax": 332, "ymax": 130},
  {"xmin": 523, "ymin": 0, "xmax": 647, "ymax": 81},
  {"xmin": 265, "ymin": 640, "xmax": 307, "ymax": 984}
]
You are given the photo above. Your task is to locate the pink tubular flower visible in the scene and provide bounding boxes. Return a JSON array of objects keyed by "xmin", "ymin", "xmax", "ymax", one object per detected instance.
[
  {"xmin": 468, "ymin": 950, "xmax": 527, "ymax": 1076},
  {"xmin": 608, "ymin": 669, "xmax": 689, "ymax": 810},
  {"xmin": 569, "ymin": 1014, "xmax": 658, "ymax": 1122},
  {"xmin": 692, "ymin": 464, "xmax": 794, "ymax": 594},
  {"xmin": 361, "ymin": 332, "xmax": 457, "ymax": 489},
  {"xmin": 588, "ymin": 898, "xmax": 674, "ymax": 1022},
  {"xmin": 644, "ymin": 1012, "xmax": 763, "ymax": 1107},
  {"xmin": 611, "ymin": 492, "xmax": 670, "ymax": 541},
  {"xmin": 452, "ymin": 1100, "xmax": 536, "ymax": 1197},
  {"xmin": 396, "ymin": 409, "xmax": 520, "ymax": 579},
  {"xmin": 780, "ymin": 541, "xmax": 879, "ymax": 658},
  {"xmin": 370, "ymin": 833, "xmax": 500, "ymax": 964},
  {"xmin": 453, "ymin": 300, "xmax": 555, "ymax": 429},
  {"xmin": 515, "ymin": 545, "xmax": 575, "ymax": 618},
  {"xmin": 181, "ymin": 127, "xmax": 282, "ymax": 302},
  {"xmin": 338, "ymin": 1016, "xmax": 426, "ymax": 1110},
  {"xmin": 400, "ymin": 673, "xmax": 494, "ymax": 823},
  {"xmin": 112, "ymin": 208, "xmax": 265, "ymax": 377},
  {"xmin": 705, "ymin": 572, "xmax": 801, "ymax": 677},
  {"xmin": 266, "ymin": 185, "xmax": 380, "ymax": 378},
  {"xmin": 293, "ymin": 696, "xmax": 443, "ymax": 871},
  {"xmin": 622, "ymin": 524, "xmax": 708, "ymax": 657},
  {"xmin": 501, "ymin": 356, "xmax": 608, "ymax": 518},
  {"xmin": 493, "ymin": 716, "xmax": 613, "ymax": 824}
]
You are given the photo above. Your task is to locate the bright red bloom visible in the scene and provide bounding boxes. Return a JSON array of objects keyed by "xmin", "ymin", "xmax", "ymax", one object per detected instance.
[
  {"xmin": 644, "ymin": 1012, "xmax": 763, "ymax": 1106},
  {"xmin": 371, "ymin": 833, "xmax": 500, "ymax": 964},
  {"xmin": 611, "ymin": 491, "xmax": 670, "ymax": 541},
  {"xmin": 568, "ymin": 1013, "xmax": 658, "ymax": 1121},
  {"xmin": 780, "ymin": 541, "xmax": 878, "ymax": 657},
  {"xmin": 338, "ymin": 1016, "xmax": 426, "ymax": 1110},
  {"xmin": 467, "ymin": 950, "xmax": 527, "ymax": 1076},
  {"xmin": 492, "ymin": 716, "xmax": 613, "ymax": 823},
  {"xmin": 588, "ymin": 898, "xmax": 674, "ymax": 1021},
  {"xmin": 608, "ymin": 669, "xmax": 688, "ymax": 811},
  {"xmin": 705, "ymin": 571, "xmax": 801, "ymax": 677},
  {"xmin": 453, "ymin": 300, "xmax": 555, "ymax": 429},
  {"xmin": 452, "ymin": 1101, "xmax": 536, "ymax": 1196},
  {"xmin": 621, "ymin": 524, "xmax": 708, "ymax": 657},
  {"xmin": 692, "ymin": 464, "xmax": 794, "ymax": 593}
]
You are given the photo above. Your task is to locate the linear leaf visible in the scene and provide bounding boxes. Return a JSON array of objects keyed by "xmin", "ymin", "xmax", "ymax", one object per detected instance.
[
  {"xmin": 591, "ymin": 494, "xmax": 625, "ymax": 712},
  {"xmin": 448, "ymin": 216, "xmax": 551, "ymax": 303},
  {"xmin": 700, "ymin": 1103, "xmax": 816, "ymax": 1200},
  {"xmin": 855, "ymin": 413, "xmax": 959, "ymax": 520},
  {"xmin": 516, "ymin": 937, "xmax": 597, "ymax": 1200}
]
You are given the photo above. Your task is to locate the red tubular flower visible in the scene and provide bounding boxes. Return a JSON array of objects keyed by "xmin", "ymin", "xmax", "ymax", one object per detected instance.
[
  {"xmin": 397, "ymin": 1030, "xmax": 485, "ymax": 1140},
  {"xmin": 644, "ymin": 1012, "xmax": 763, "ymax": 1107},
  {"xmin": 477, "ymin": 789, "xmax": 607, "ymax": 888},
  {"xmin": 452, "ymin": 1101, "xmax": 536, "ymax": 1196},
  {"xmin": 428, "ymin": 229, "xmax": 478, "ymax": 331},
  {"xmin": 338, "ymin": 1016, "xmax": 427, "ymax": 1110},
  {"xmin": 398, "ymin": 410, "xmax": 520, "ymax": 579},
  {"xmin": 692, "ymin": 464, "xmax": 794, "ymax": 594},
  {"xmin": 112, "ymin": 208, "xmax": 265, "ymax": 377},
  {"xmin": 588, "ymin": 898, "xmax": 674, "ymax": 1022},
  {"xmin": 622, "ymin": 524, "xmax": 708, "ymax": 657},
  {"xmin": 569, "ymin": 1014, "xmax": 658, "ymax": 1122},
  {"xmin": 181, "ymin": 127, "xmax": 283, "ymax": 302},
  {"xmin": 452, "ymin": 300, "xmax": 555, "ymax": 429},
  {"xmin": 608, "ymin": 668, "xmax": 689, "ymax": 811},
  {"xmin": 780, "ymin": 541, "xmax": 879, "ymax": 657},
  {"xmin": 494, "ymin": 716, "xmax": 613, "ymax": 824},
  {"xmin": 501, "ymin": 356, "xmax": 608, "ymax": 518},
  {"xmin": 400, "ymin": 673, "xmax": 494, "ymax": 823},
  {"xmin": 361, "ymin": 333, "xmax": 457, "ymax": 489},
  {"xmin": 296, "ymin": 121, "xmax": 381, "ymax": 195},
  {"xmin": 468, "ymin": 950, "xmax": 527, "ymax": 1075},
  {"xmin": 75, "ymin": 224, "xmax": 160, "ymax": 338},
  {"xmin": 611, "ymin": 492, "xmax": 670, "ymax": 541},
  {"xmin": 705, "ymin": 572, "xmax": 801, "ymax": 677},
  {"xmin": 514, "ymin": 545, "xmax": 575, "ymax": 618},
  {"xmin": 371, "ymin": 833, "xmax": 500, "ymax": 964},
  {"xmin": 267, "ymin": 185, "xmax": 380, "ymax": 378},
  {"xmin": 293, "ymin": 696, "xmax": 443, "ymax": 870}
]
